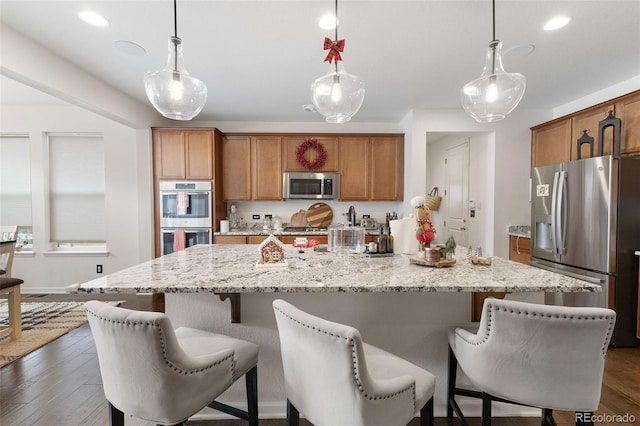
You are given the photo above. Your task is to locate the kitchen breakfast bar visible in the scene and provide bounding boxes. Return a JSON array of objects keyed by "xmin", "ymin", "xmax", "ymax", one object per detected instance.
[{"xmin": 78, "ymin": 244, "xmax": 601, "ymax": 419}]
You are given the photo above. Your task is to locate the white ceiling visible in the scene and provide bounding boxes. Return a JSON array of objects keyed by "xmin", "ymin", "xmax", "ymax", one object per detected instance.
[{"xmin": 1, "ymin": 1, "xmax": 639, "ymax": 123}]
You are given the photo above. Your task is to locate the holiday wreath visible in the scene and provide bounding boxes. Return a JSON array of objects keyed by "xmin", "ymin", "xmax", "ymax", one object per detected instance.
[{"xmin": 296, "ymin": 139, "xmax": 327, "ymax": 170}]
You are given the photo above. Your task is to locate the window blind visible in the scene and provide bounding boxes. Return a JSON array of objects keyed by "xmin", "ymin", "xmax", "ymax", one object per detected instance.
[
  {"xmin": 48, "ymin": 134, "xmax": 105, "ymax": 243},
  {"xmin": 0, "ymin": 135, "xmax": 32, "ymax": 227}
]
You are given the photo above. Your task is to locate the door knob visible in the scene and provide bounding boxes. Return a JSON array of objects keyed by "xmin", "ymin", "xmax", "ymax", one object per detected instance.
[{"xmin": 460, "ymin": 227, "xmax": 467, "ymax": 231}]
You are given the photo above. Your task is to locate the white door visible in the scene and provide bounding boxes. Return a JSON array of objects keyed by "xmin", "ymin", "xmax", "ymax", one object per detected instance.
[{"xmin": 444, "ymin": 141, "xmax": 469, "ymax": 247}]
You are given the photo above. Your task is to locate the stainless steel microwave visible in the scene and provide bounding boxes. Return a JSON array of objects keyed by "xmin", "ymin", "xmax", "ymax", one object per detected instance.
[{"xmin": 283, "ymin": 172, "xmax": 340, "ymax": 200}]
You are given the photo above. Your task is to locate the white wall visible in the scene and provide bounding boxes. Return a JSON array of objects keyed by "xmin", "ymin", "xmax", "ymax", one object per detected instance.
[
  {"xmin": 1, "ymin": 105, "xmax": 153, "ymax": 292},
  {"xmin": 401, "ymin": 108, "xmax": 550, "ymax": 258},
  {"xmin": 425, "ymin": 133, "xmax": 493, "ymax": 250}
]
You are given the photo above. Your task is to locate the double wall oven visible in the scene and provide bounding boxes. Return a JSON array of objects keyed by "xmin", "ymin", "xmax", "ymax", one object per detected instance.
[{"xmin": 159, "ymin": 181, "xmax": 212, "ymax": 255}]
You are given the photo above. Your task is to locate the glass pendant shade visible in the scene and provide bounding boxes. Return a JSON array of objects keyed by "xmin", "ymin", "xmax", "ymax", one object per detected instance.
[
  {"xmin": 144, "ymin": 36, "xmax": 207, "ymax": 121},
  {"xmin": 310, "ymin": 62, "xmax": 365, "ymax": 123},
  {"xmin": 461, "ymin": 40, "xmax": 526, "ymax": 122}
]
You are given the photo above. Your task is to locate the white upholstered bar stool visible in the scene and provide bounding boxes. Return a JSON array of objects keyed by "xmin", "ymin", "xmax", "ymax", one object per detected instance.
[
  {"xmin": 447, "ymin": 298, "xmax": 616, "ymax": 426},
  {"xmin": 273, "ymin": 299, "xmax": 435, "ymax": 426},
  {"xmin": 85, "ymin": 300, "xmax": 259, "ymax": 426}
]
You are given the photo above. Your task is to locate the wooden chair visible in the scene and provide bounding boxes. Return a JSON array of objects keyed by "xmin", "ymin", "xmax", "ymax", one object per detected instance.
[
  {"xmin": 0, "ymin": 277, "xmax": 23, "ymax": 340},
  {"xmin": 0, "ymin": 225, "xmax": 18, "ymax": 278}
]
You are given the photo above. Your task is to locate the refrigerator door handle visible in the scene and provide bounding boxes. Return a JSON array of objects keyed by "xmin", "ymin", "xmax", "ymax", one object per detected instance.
[
  {"xmin": 551, "ymin": 171, "xmax": 560, "ymax": 254},
  {"xmin": 557, "ymin": 171, "xmax": 568, "ymax": 255}
]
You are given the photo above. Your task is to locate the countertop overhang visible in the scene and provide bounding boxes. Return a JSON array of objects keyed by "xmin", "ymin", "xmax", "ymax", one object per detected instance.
[{"xmin": 78, "ymin": 244, "xmax": 600, "ymax": 295}]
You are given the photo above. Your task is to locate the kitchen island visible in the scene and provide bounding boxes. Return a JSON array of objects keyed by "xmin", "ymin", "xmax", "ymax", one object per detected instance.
[{"xmin": 78, "ymin": 245, "xmax": 601, "ymax": 420}]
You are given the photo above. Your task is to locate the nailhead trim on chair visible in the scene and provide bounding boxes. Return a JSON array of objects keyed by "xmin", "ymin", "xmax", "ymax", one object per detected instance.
[
  {"xmin": 274, "ymin": 306, "xmax": 417, "ymax": 411},
  {"xmin": 86, "ymin": 309, "xmax": 235, "ymax": 376},
  {"xmin": 459, "ymin": 303, "xmax": 616, "ymax": 356}
]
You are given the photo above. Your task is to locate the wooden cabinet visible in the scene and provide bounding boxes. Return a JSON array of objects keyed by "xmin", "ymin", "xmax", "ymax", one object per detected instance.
[
  {"xmin": 222, "ymin": 136, "xmax": 282, "ymax": 201},
  {"xmin": 283, "ymin": 136, "xmax": 339, "ymax": 172},
  {"xmin": 222, "ymin": 136, "xmax": 251, "ymax": 201},
  {"xmin": 152, "ymin": 128, "xmax": 225, "ymax": 258},
  {"xmin": 153, "ymin": 129, "xmax": 213, "ymax": 179},
  {"xmin": 214, "ymin": 235, "xmax": 247, "ymax": 244},
  {"xmin": 571, "ymin": 104, "xmax": 614, "ymax": 160},
  {"xmin": 339, "ymin": 135, "xmax": 404, "ymax": 201},
  {"xmin": 531, "ymin": 119, "xmax": 572, "ymax": 168},
  {"xmin": 616, "ymin": 90, "xmax": 640, "ymax": 156},
  {"xmin": 532, "ymin": 90, "xmax": 640, "ymax": 168},
  {"xmin": 371, "ymin": 136, "xmax": 404, "ymax": 200},
  {"xmin": 251, "ymin": 136, "xmax": 283, "ymax": 200},
  {"xmin": 339, "ymin": 137, "xmax": 370, "ymax": 200},
  {"xmin": 508, "ymin": 235, "xmax": 531, "ymax": 265},
  {"xmin": 222, "ymin": 132, "xmax": 404, "ymax": 201}
]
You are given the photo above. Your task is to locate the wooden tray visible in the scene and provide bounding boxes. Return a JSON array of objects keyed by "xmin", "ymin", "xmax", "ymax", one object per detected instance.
[
  {"xmin": 306, "ymin": 203, "xmax": 333, "ymax": 228},
  {"xmin": 409, "ymin": 257, "xmax": 456, "ymax": 268}
]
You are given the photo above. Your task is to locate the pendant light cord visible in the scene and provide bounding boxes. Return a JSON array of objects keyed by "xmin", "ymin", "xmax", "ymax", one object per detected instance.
[
  {"xmin": 173, "ymin": 0, "xmax": 178, "ymax": 72},
  {"xmin": 173, "ymin": 0, "xmax": 178, "ymax": 38},
  {"xmin": 491, "ymin": 0, "xmax": 496, "ymax": 42},
  {"xmin": 490, "ymin": 0, "xmax": 497, "ymax": 74}
]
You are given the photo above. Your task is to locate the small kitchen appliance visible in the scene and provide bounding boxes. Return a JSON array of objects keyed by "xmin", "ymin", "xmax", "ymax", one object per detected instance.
[{"xmin": 283, "ymin": 172, "xmax": 340, "ymax": 200}]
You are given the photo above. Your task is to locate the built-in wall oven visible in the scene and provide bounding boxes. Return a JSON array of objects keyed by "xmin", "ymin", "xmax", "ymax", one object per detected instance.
[
  {"xmin": 159, "ymin": 181, "xmax": 212, "ymax": 255},
  {"xmin": 160, "ymin": 228, "xmax": 211, "ymax": 256}
]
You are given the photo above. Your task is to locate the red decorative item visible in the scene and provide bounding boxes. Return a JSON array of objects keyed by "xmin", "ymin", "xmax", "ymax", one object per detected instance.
[
  {"xmin": 323, "ymin": 37, "xmax": 345, "ymax": 63},
  {"xmin": 296, "ymin": 139, "xmax": 327, "ymax": 170}
]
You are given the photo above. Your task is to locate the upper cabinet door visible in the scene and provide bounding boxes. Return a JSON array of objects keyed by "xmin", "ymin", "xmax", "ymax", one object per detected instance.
[
  {"xmin": 252, "ymin": 136, "xmax": 283, "ymax": 200},
  {"xmin": 371, "ymin": 136, "xmax": 404, "ymax": 201},
  {"xmin": 616, "ymin": 90, "xmax": 640, "ymax": 156},
  {"xmin": 571, "ymin": 104, "xmax": 614, "ymax": 161},
  {"xmin": 185, "ymin": 131, "xmax": 213, "ymax": 179},
  {"xmin": 222, "ymin": 136, "xmax": 251, "ymax": 201},
  {"xmin": 154, "ymin": 130, "xmax": 186, "ymax": 179},
  {"xmin": 531, "ymin": 119, "xmax": 572, "ymax": 168},
  {"xmin": 339, "ymin": 137, "xmax": 370, "ymax": 201},
  {"xmin": 283, "ymin": 136, "xmax": 339, "ymax": 172}
]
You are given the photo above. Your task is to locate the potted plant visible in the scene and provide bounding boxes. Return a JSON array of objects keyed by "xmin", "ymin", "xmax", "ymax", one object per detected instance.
[{"xmin": 440, "ymin": 236, "xmax": 456, "ymax": 260}]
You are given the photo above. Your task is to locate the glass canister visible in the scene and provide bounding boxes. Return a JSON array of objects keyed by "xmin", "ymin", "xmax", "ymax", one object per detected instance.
[{"xmin": 328, "ymin": 224, "xmax": 366, "ymax": 254}]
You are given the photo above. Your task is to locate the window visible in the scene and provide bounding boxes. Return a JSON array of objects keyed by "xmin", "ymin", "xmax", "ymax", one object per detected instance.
[
  {"xmin": 48, "ymin": 133, "xmax": 106, "ymax": 248},
  {"xmin": 0, "ymin": 134, "xmax": 33, "ymax": 249}
]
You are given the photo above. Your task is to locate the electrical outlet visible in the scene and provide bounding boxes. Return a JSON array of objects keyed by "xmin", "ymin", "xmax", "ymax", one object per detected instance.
[
  {"xmin": 96, "ymin": 264, "xmax": 103, "ymax": 274},
  {"xmin": 253, "ymin": 214, "xmax": 260, "ymax": 220},
  {"xmin": 265, "ymin": 214, "xmax": 273, "ymax": 219}
]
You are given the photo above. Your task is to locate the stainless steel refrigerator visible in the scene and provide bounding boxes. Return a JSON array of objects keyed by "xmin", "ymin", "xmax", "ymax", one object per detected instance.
[{"xmin": 530, "ymin": 155, "xmax": 640, "ymax": 347}]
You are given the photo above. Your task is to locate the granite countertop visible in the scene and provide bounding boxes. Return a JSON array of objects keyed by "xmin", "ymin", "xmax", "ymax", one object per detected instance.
[
  {"xmin": 78, "ymin": 244, "xmax": 600, "ymax": 294},
  {"xmin": 507, "ymin": 225, "xmax": 531, "ymax": 238}
]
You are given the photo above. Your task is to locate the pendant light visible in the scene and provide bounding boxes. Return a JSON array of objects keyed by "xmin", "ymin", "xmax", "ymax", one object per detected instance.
[
  {"xmin": 144, "ymin": 0, "xmax": 207, "ymax": 121},
  {"xmin": 460, "ymin": 0, "xmax": 526, "ymax": 122},
  {"xmin": 310, "ymin": 0, "xmax": 365, "ymax": 123}
]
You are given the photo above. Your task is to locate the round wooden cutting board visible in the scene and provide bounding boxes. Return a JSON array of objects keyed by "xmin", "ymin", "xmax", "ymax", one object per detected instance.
[
  {"xmin": 306, "ymin": 203, "xmax": 333, "ymax": 228},
  {"xmin": 290, "ymin": 210, "xmax": 308, "ymax": 227}
]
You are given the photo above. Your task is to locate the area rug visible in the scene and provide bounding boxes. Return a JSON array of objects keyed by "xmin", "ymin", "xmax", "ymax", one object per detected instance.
[{"xmin": 0, "ymin": 300, "xmax": 122, "ymax": 368}]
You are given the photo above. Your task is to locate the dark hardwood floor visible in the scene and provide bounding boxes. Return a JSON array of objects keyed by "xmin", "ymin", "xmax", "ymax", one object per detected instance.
[{"xmin": 1, "ymin": 294, "xmax": 638, "ymax": 426}]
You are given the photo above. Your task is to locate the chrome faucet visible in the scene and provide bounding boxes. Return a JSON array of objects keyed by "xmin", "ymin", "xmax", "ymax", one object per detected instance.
[{"xmin": 348, "ymin": 205, "xmax": 356, "ymax": 226}]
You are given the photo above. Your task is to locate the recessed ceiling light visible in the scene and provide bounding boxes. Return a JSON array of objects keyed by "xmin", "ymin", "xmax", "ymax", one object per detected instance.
[
  {"xmin": 114, "ymin": 40, "xmax": 146, "ymax": 56},
  {"xmin": 318, "ymin": 14, "xmax": 338, "ymax": 30},
  {"xmin": 544, "ymin": 16, "xmax": 571, "ymax": 31},
  {"xmin": 78, "ymin": 11, "xmax": 109, "ymax": 27},
  {"xmin": 504, "ymin": 43, "xmax": 536, "ymax": 59}
]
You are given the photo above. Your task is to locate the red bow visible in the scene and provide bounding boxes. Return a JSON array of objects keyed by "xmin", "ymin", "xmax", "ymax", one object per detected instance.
[{"xmin": 323, "ymin": 37, "xmax": 345, "ymax": 63}]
